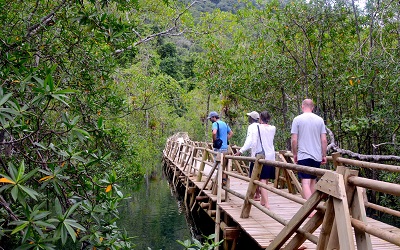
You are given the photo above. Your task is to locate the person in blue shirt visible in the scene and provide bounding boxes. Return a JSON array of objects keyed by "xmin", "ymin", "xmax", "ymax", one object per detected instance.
[{"xmin": 207, "ymin": 111, "xmax": 233, "ymax": 152}]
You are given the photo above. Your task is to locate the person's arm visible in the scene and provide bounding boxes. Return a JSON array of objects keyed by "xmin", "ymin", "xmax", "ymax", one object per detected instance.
[
  {"xmin": 226, "ymin": 124, "xmax": 233, "ymax": 141},
  {"xmin": 236, "ymin": 127, "xmax": 251, "ymax": 155},
  {"xmin": 212, "ymin": 129, "xmax": 217, "ymax": 141},
  {"xmin": 211, "ymin": 122, "xmax": 217, "ymax": 142},
  {"xmin": 321, "ymin": 133, "xmax": 327, "ymax": 164},
  {"xmin": 228, "ymin": 130, "xmax": 233, "ymax": 140},
  {"xmin": 291, "ymin": 133, "xmax": 298, "ymax": 163}
]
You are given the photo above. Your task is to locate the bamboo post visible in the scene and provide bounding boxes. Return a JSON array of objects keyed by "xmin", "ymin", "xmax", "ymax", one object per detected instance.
[
  {"xmin": 325, "ymin": 152, "xmax": 342, "ymax": 248},
  {"xmin": 191, "ymin": 154, "xmax": 220, "ymax": 212},
  {"xmin": 214, "ymin": 153, "xmax": 223, "ymax": 249},
  {"xmin": 225, "ymin": 153, "xmax": 231, "ymax": 201},
  {"xmin": 284, "ymin": 209, "xmax": 325, "ymax": 249},
  {"xmin": 180, "ymin": 143, "xmax": 190, "ymax": 169},
  {"xmin": 351, "ymin": 187, "xmax": 373, "ymax": 250},
  {"xmin": 266, "ymin": 191, "xmax": 328, "ymax": 250},
  {"xmin": 326, "ymin": 153, "xmax": 359, "ymax": 249},
  {"xmin": 196, "ymin": 146, "xmax": 208, "ymax": 182},
  {"xmin": 184, "ymin": 146, "xmax": 196, "ymax": 205},
  {"xmin": 183, "ymin": 145, "xmax": 196, "ymax": 172},
  {"xmin": 316, "ymin": 171, "xmax": 356, "ymax": 250},
  {"xmin": 240, "ymin": 154, "xmax": 264, "ymax": 218},
  {"xmin": 316, "ymin": 197, "xmax": 335, "ymax": 250}
]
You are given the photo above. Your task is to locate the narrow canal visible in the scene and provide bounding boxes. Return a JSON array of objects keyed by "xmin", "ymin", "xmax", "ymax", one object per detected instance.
[{"xmin": 118, "ymin": 167, "xmax": 194, "ymax": 249}]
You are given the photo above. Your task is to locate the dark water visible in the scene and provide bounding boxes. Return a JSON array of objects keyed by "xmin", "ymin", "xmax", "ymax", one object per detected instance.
[{"xmin": 118, "ymin": 172, "xmax": 193, "ymax": 250}]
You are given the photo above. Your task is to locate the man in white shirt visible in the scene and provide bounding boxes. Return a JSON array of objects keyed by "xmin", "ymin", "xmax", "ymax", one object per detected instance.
[
  {"xmin": 235, "ymin": 111, "xmax": 260, "ymax": 199},
  {"xmin": 235, "ymin": 111, "xmax": 260, "ymax": 157}
]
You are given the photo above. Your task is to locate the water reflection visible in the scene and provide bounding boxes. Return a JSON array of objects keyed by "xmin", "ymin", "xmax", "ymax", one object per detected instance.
[{"xmin": 118, "ymin": 172, "xmax": 192, "ymax": 250}]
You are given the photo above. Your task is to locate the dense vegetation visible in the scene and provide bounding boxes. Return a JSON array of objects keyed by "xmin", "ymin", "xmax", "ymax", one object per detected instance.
[{"xmin": 0, "ymin": 0, "xmax": 399, "ymax": 248}]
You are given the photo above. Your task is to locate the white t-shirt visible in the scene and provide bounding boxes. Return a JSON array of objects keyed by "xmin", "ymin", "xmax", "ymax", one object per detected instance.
[
  {"xmin": 239, "ymin": 122, "xmax": 259, "ymax": 156},
  {"xmin": 253, "ymin": 124, "xmax": 276, "ymax": 161},
  {"xmin": 291, "ymin": 112, "xmax": 326, "ymax": 161}
]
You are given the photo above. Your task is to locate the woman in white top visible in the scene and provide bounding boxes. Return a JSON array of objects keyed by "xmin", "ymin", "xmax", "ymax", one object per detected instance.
[{"xmin": 253, "ymin": 111, "xmax": 276, "ymax": 208}]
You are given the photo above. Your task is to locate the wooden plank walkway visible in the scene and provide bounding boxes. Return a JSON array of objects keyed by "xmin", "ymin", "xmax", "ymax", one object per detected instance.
[{"xmin": 176, "ymin": 162, "xmax": 400, "ymax": 249}]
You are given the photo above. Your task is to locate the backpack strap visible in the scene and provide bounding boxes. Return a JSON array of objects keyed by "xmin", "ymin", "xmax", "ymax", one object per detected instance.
[
  {"xmin": 216, "ymin": 121, "xmax": 220, "ymax": 138},
  {"xmin": 257, "ymin": 125, "xmax": 264, "ymax": 149}
]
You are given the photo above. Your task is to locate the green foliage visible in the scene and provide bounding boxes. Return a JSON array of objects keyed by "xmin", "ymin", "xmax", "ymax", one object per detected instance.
[
  {"xmin": 1, "ymin": 0, "xmax": 399, "ymax": 246},
  {"xmin": 158, "ymin": 43, "xmax": 178, "ymax": 59},
  {"xmin": 0, "ymin": 0, "xmax": 196, "ymax": 248},
  {"xmin": 177, "ymin": 234, "xmax": 223, "ymax": 250}
]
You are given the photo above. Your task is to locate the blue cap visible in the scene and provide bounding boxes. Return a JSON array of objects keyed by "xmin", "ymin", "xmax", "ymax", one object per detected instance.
[{"xmin": 207, "ymin": 111, "xmax": 219, "ymax": 119}]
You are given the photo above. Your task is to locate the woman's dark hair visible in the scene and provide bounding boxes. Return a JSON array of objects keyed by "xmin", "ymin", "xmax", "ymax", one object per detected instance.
[{"xmin": 260, "ymin": 111, "xmax": 271, "ymax": 123}]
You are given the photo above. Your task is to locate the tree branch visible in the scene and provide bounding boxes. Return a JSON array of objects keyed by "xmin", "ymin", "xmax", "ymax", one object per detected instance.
[
  {"xmin": 115, "ymin": 0, "xmax": 201, "ymax": 54},
  {"xmin": 26, "ymin": 0, "xmax": 67, "ymax": 38},
  {"xmin": 326, "ymin": 127, "xmax": 400, "ymax": 161},
  {"xmin": 0, "ymin": 195, "xmax": 19, "ymax": 221}
]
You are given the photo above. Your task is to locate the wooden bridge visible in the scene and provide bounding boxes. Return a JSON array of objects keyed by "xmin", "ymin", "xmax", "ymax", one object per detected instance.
[{"xmin": 162, "ymin": 133, "xmax": 400, "ymax": 250}]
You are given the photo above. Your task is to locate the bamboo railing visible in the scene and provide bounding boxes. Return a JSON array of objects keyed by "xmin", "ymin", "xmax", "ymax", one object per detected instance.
[{"xmin": 162, "ymin": 134, "xmax": 400, "ymax": 250}]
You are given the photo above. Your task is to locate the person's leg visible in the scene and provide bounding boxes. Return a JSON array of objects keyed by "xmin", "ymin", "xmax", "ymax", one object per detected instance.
[
  {"xmin": 302, "ymin": 178, "xmax": 318, "ymax": 217},
  {"xmin": 260, "ymin": 179, "xmax": 269, "ymax": 208},
  {"xmin": 301, "ymin": 178, "xmax": 313, "ymax": 200},
  {"xmin": 254, "ymin": 187, "xmax": 261, "ymax": 200},
  {"xmin": 310, "ymin": 178, "xmax": 317, "ymax": 194}
]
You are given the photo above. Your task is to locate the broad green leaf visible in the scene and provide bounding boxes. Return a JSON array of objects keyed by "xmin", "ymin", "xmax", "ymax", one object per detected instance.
[
  {"xmin": 63, "ymin": 223, "xmax": 76, "ymax": 242},
  {"xmin": 54, "ymin": 198, "xmax": 62, "ymax": 216},
  {"xmin": 64, "ymin": 219, "xmax": 85, "ymax": 231},
  {"xmin": 72, "ymin": 128, "xmax": 90, "ymax": 137},
  {"xmin": 20, "ymin": 168, "xmax": 38, "ymax": 183},
  {"xmin": 71, "ymin": 115, "xmax": 80, "ymax": 125},
  {"xmin": 11, "ymin": 185, "xmax": 18, "ymax": 201},
  {"xmin": 34, "ymin": 221, "xmax": 56, "ymax": 229},
  {"xmin": 0, "ymin": 107, "xmax": 20, "ymax": 115},
  {"xmin": 11, "ymin": 221, "xmax": 28, "ymax": 234},
  {"xmin": 0, "ymin": 184, "xmax": 12, "ymax": 193},
  {"xmin": 17, "ymin": 161, "xmax": 26, "ymax": 182},
  {"xmin": 50, "ymin": 94, "xmax": 69, "ymax": 107},
  {"xmin": 45, "ymin": 74, "xmax": 54, "ymax": 92},
  {"xmin": 15, "ymin": 244, "xmax": 36, "ymax": 250},
  {"xmin": 18, "ymin": 185, "xmax": 39, "ymax": 200},
  {"xmin": 65, "ymin": 202, "xmax": 81, "ymax": 218},
  {"xmin": 60, "ymin": 226, "xmax": 67, "ymax": 245},
  {"xmin": 53, "ymin": 89, "xmax": 78, "ymax": 95},
  {"xmin": 8, "ymin": 162, "xmax": 18, "ymax": 181},
  {"xmin": 97, "ymin": 117, "xmax": 103, "ymax": 128},
  {"xmin": 32, "ymin": 211, "xmax": 52, "ymax": 220},
  {"xmin": 0, "ymin": 93, "xmax": 13, "ymax": 106},
  {"xmin": 32, "ymin": 76, "xmax": 44, "ymax": 86}
]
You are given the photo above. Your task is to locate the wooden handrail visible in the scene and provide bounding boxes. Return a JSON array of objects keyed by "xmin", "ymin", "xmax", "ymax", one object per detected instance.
[
  {"xmin": 338, "ymin": 157, "xmax": 400, "ymax": 173},
  {"xmin": 365, "ymin": 202, "xmax": 400, "ymax": 217},
  {"xmin": 347, "ymin": 176, "xmax": 400, "ymax": 196},
  {"xmin": 351, "ymin": 218, "xmax": 400, "ymax": 246},
  {"xmin": 224, "ymin": 155, "xmax": 254, "ymax": 162},
  {"xmin": 226, "ymin": 155, "xmax": 330, "ymax": 176},
  {"xmin": 259, "ymin": 159, "xmax": 329, "ymax": 177}
]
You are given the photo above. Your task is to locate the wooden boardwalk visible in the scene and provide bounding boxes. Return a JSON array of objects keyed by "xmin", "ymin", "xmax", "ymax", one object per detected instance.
[
  {"xmin": 180, "ymin": 164, "xmax": 400, "ymax": 249},
  {"xmin": 163, "ymin": 133, "xmax": 400, "ymax": 250}
]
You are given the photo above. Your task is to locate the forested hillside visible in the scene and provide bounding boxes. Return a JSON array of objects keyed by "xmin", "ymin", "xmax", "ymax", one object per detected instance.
[{"xmin": 0, "ymin": 0, "xmax": 399, "ymax": 248}]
